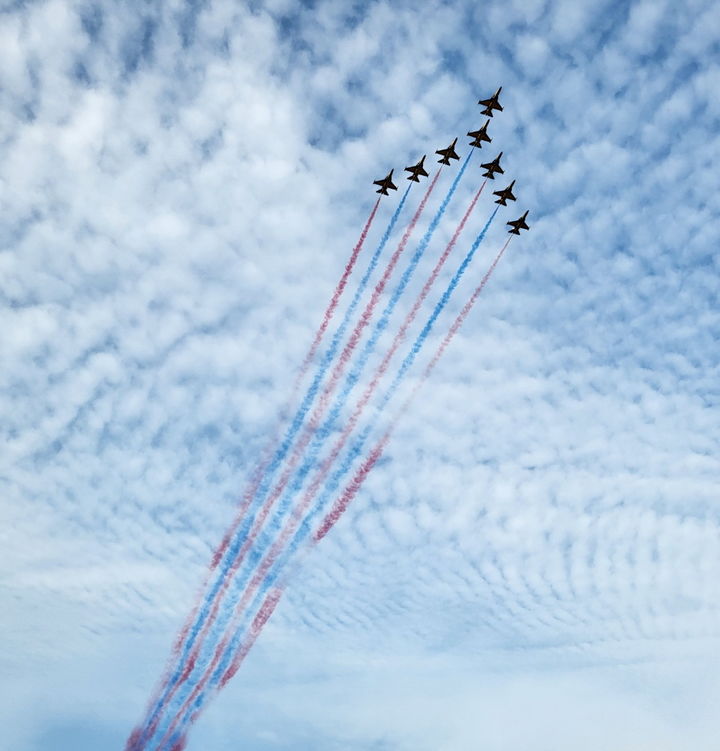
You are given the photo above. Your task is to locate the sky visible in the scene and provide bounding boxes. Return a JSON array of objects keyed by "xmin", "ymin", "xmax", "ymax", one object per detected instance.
[{"xmin": 1, "ymin": 0, "xmax": 719, "ymax": 749}]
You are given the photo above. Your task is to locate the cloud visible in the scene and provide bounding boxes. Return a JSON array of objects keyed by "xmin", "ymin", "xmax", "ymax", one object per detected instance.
[{"xmin": 1, "ymin": 0, "xmax": 719, "ymax": 749}]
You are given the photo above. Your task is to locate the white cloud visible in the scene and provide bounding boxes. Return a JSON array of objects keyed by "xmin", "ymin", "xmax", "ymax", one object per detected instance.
[{"xmin": 1, "ymin": 0, "xmax": 719, "ymax": 749}]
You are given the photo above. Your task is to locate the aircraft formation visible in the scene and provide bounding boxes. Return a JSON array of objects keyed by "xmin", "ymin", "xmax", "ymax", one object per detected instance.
[
  {"xmin": 126, "ymin": 85, "xmax": 530, "ymax": 751},
  {"xmin": 373, "ymin": 86, "xmax": 530, "ymax": 235}
]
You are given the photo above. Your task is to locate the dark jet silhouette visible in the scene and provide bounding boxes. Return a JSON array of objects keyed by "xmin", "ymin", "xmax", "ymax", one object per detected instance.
[
  {"xmin": 480, "ymin": 152, "xmax": 504, "ymax": 179},
  {"xmin": 404, "ymin": 155, "xmax": 429, "ymax": 182},
  {"xmin": 493, "ymin": 180, "xmax": 517, "ymax": 205},
  {"xmin": 467, "ymin": 120, "xmax": 492, "ymax": 148},
  {"xmin": 507, "ymin": 210, "xmax": 530, "ymax": 235},
  {"xmin": 435, "ymin": 138, "xmax": 460, "ymax": 165},
  {"xmin": 478, "ymin": 87, "xmax": 503, "ymax": 117},
  {"xmin": 373, "ymin": 170, "xmax": 398, "ymax": 195}
]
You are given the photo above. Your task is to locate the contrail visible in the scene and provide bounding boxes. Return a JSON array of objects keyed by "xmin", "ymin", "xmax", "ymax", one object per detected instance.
[
  {"xmin": 264, "ymin": 180, "xmax": 488, "ymax": 562},
  {"xmin": 158, "ymin": 586, "xmax": 285, "ymax": 751},
  {"xmin": 220, "ymin": 157, "xmax": 472, "ymax": 595},
  {"xmin": 129, "ymin": 194, "xmax": 398, "ymax": 751},
  {"xmin": 210, "ymin": 186, "xmax": 413, "ymax": 571},
  {"xmin": 131, "ymin": 180, "xmax": 428, "ymax": 749},
  {"xmin": 295, "ymin": 197, "xmax": 381, "ymax": 384},
  {"xmin": 158, "ymin": 160, "xmax": 467, "ymax": 732},
  {"xmin": 238, "ymin": 195, "xmax": 383, "ymax": 555},
  {"xmin": 317, "ymin": 235, "xmax": 513, "ymax": 540},
  {"xmin": 207, "ymin": 187, "xmax": 411, "ymax": 574},
  {"xmin": 159, "ymin": 207, "xmax": 500, "ymax": 746},
  {"xmin": 230, "ymin": 167, "xmax": 445, "ymax": 558},
  {"xmin": 242, "ymin": 231, "xmax": 511, "ymax": 685}
]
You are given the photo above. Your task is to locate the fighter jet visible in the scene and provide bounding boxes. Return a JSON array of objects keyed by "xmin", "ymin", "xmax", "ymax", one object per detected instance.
[
  {"xmin": 480, "ymin": 152, "xmax": 504, "ymax": 179},
  {"xmin": 467, "ymin": 120, "xmax": 492, "ymax": 148},
  {"xmin": 493, "ymin": 180, "xmax": 516, "ymax": 205},
  {"xmin": 507, "ymin": 210, "xmax": 530, "ymax": 235},
  {"xmin": 478, "ymin": 87, "xmax": 503, "ymax": 117},
  {"xmin": 404, "ymin": 156, "xmax": 429, "ymax": 182},
  {"xmin": 435, "ymin": 138, "xmax": 460, "ymax": 165},
  {"xmin": 373, "ymin": 170, "xmax": 398, "ymax": 195}
]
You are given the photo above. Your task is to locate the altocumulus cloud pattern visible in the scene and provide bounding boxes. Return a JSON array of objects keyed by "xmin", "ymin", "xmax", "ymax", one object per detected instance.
[
  {"xmin": 1, "ymin": 1, "xmax": 719, "ymax": 750},
  {"xmin": 128, "ymin": 95, "xmax": 526, "ymax": 747}
]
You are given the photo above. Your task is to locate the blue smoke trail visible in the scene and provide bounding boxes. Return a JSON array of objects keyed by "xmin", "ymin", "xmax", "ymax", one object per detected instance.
[
  {"xmin": 159, "ymin": 154, "xmax": 473, "ymax": 729},
  {"xmin": 151, "ymin": 160, "xmax": 468, "ymax": 745},
  {"xmin": 227, "ymin": 153, "xmax": 473, "ymax": 598},
  {"xmin": 138, "ymin": 188, "xmax": 410, "ymax": 747},
  {"xmin": 165, "ymin": 207, "xmax": 498, "ymax": 743}
]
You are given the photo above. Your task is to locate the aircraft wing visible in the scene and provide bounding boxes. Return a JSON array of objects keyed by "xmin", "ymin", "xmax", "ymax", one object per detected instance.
[{"xmin": 478, "ymin": 98, "xmax": 503, "ymax": 111}]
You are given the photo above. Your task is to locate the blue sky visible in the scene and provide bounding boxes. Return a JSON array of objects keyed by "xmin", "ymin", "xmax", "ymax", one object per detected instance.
[{"xmin": 1, "ymin": 0, "xmax": 719, "ymax": 749}]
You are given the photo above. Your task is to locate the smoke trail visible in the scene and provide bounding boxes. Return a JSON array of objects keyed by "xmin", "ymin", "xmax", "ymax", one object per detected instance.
[
  {"xmin": 296, "ymin": 198, "xmax": 381, "ymax": 382},
  {"xmin": 211, "ymin": 187, "xmax": 411, "ymax": 571},
  {"xmin": 131, "ymin": 186, "xmax": 421, "ymax": 751},
  {"xmin": 219, "ymin": 157, "xmax": 471, "ymax": 592},
  {"xmin": 253, "ymin": 181, "xmax": 488, "ymax": 578},
  {"xmin": 204, "ymin": 242, "xmax": 517, "ymax": 721},
  {"xmin": 140, "ymin": 175, "xmax": 440, "ymax": 748},
  {"xmin": 208, "ymin": 181, "xmax": 420, "ymax": 576},
  {"xmin": 157, "ymin": 160, "xmax": 465, "ymax": 735},
  {"xmin": 217, "ymin": 174, "xmax": 485, "ymax": 624},
  {"xmin": 158, "ymin": 587, "xmax": 284, "ymax": 751},
  {"xmin": 161, "ymin": 208, "xmax": 499, "ymax": 745},
  {"xmin": 128, "ymin": 194, "xmax": 402, "ymax": 751},
  {"xmin": 317, "ymin": 235, "xmax": 513, "ymax": 540},
  {"xmin": 235, "ymin": 196, "xmax": 382, "ymax": 566}
]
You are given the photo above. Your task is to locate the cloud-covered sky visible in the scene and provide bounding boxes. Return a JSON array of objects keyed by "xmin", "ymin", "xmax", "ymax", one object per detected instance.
[{"xmin": 1, "ymin": 0, "xmax": 719, "ymax": 748}]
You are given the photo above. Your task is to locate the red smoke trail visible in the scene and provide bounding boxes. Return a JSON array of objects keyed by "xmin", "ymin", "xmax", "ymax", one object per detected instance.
[
  {"xmin": 163, "ymin": 233, "xmax": 512, "ymax": 746},
  {"xmin": 186, "ymin": 180, "xmax": 487, "ymax": 667},
  {"xmin": 250, "ymin": 181, "xmax": 488, "ymax": 576},
  {"xmin": 156, "ymin": 588, "xmax": 284, "ymax": 751},
  {"xmin": 130, "ymin": 200, "xmax": 382, "ymax": 749},
  {"xmin": 218, "ymin": 587, "xmax": 283, "ymax": 688},
  {"xmin": 295, "ymin": 198, "xmax": 381, "ymax": 388},
  {"xmin": 175, "ymin": 202, "xmax": 378, "ymax": 637},
  {"xmin": 316, "ymin": 235, "xmax": 512, "ymax": 541},
  {"xmin": 224, "ymin": 169, "xmax": 440, "ymax": 561},
  {"xmin": 146, "ymin": 173, "xmax": 441, "ymax": 742},
  {"xmin": 211, "ymin": 198, "xmax": 381, "ymax": 573},
  {"xmin": 210, "ymin": 178, "xmax": 434, "ymax": 571},
  {"xmin": 197, "ymin": 174, "xmax": 438, "ymax": 620}
]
